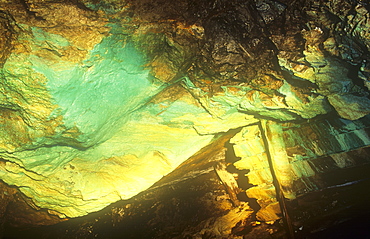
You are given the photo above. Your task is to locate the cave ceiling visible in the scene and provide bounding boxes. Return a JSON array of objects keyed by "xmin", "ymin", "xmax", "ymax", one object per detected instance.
[{"xmin": 0, "ymin": 0, "xmax": 370, "ymax": 231}]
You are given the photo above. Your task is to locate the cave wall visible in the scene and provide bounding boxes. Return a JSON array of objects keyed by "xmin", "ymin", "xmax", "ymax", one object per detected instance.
[{"xmin": 0, "ymin": 0, "xmax": 370, "ymax": 237}]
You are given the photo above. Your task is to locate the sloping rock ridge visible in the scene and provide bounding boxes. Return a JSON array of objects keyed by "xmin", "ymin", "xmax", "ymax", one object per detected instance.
[{"xmin": 0, "ymin": 0, "xmax": 369, "ymax": 219}]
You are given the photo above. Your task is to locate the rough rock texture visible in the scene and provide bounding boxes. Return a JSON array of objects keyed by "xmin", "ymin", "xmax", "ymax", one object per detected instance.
[
  {"xmin": 3, "ymin": 131, "xmax": 370, "ymax": 239},
  {"xmin": 0, "ymin": 0, "xmax": 370, "ymax": 237},
  {"xmin": 1, "ymin": 134, "xmax": 286, "ymax": 239},
  {"xmin": 0, "ymin": 180, "xmax": 64, "ymax": 231},
  {"xmin": 0, "ymin": 0, "xmax": 257, "ymax": 217},
  {"xmin": 230, "ymin": 116, "xmax": 370, "ymax": 222}
]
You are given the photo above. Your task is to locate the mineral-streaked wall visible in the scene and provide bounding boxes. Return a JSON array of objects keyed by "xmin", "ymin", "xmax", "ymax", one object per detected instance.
[
  {"xmin": 0, "ymin": 0, "xmax": 256, "ymax": 218},
  {"xmin": 0, "ymin": 0, "xmax": 370, "ymax": 224}
]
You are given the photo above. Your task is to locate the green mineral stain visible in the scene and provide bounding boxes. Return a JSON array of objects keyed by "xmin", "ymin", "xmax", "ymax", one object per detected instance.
[
  {"xmin": 0, "ymin": 24, "xmax": 218, "ymax": 217},
  {"xmin": 30, "ymin": 26, "xmax": 70, "ymax": 48},
  {"xmin": 29, "ymin": 25, "xmax": 164, "ymax": 146},
  {"xmin": 146, "ymin": 100, "xmax": 205, "ymax": 123}
]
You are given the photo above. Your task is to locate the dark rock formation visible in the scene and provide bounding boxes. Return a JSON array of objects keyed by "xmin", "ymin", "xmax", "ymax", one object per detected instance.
[{"xmin": 1, "ymin": 0, "xmax": 370, "ymax": 238}]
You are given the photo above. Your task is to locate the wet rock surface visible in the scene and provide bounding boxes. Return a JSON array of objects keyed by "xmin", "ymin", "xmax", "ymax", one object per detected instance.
[{"xmin": 0, "ymin": 0, "xmax": 370, "ymax": 238}]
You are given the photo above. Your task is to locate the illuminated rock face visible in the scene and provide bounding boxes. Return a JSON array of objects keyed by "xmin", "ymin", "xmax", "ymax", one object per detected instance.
[
  {"xmin": 0, "ymin": 0, "xmax": 370, "ymax": 221},
  {"xmin": 0, "ymin": 1, "xmax": 254, "ymax": 217},
  {"xmin": 231, "ymin": 117, "xmax": 370, "ymax": 221},
  {"xmin": 0, "ymin": 21, "xmax": 223, "ymax": 217}
]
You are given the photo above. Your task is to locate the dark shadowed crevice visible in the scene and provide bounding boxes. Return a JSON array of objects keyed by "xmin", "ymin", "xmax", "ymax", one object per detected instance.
[{"xmin": 224, "ymin": 135, "xmax": 262, "ymax": 222}]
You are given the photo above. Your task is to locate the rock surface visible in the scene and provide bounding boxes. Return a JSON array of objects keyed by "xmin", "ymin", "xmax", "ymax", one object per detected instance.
[{"xmin": 0, "ymin": 0, "xmax": 370, "ymax": 230}]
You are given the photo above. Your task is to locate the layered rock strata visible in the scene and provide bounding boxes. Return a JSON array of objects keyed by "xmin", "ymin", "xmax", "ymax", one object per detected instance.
[{"xmin": 0, "ymin": 0, "xmax": 369, "ymax": 225}]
